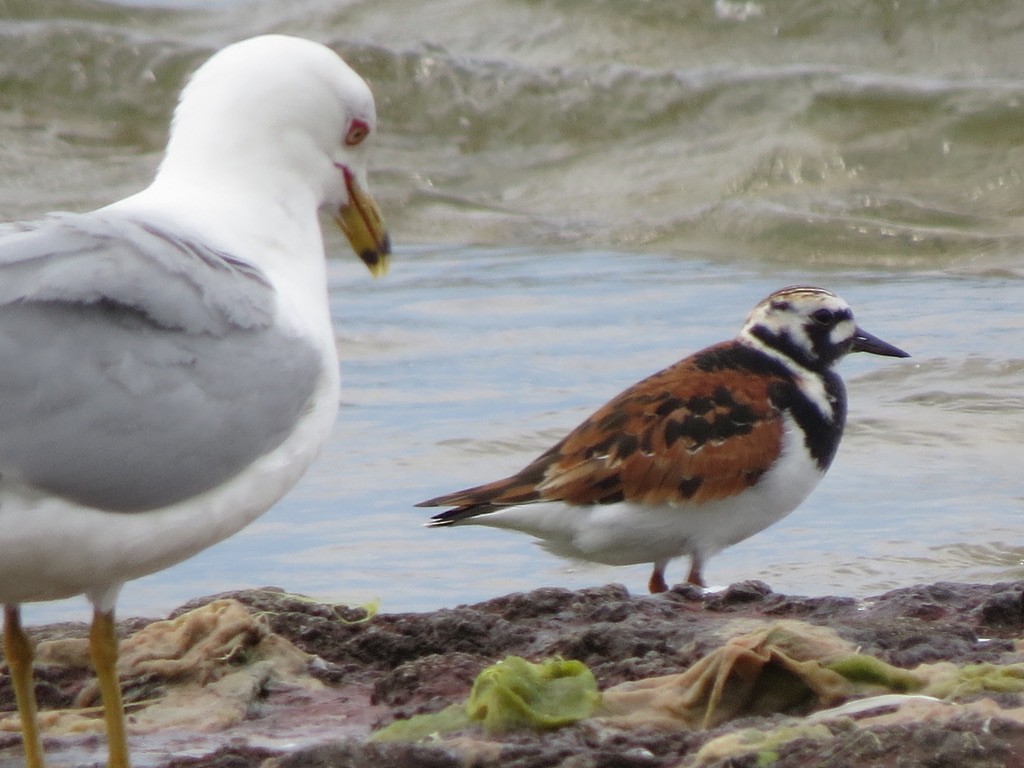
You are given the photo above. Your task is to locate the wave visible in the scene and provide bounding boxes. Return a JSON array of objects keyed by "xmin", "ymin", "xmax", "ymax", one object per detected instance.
[{"xmin": 4, "ymin": 0, "xmax": 1024, "ymax": 263}]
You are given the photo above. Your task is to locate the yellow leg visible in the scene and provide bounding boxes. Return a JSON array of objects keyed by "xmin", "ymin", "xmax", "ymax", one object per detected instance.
[
  {"xmin": 3, "ymin": 604, "xmax": 45, "ymax": 768},
  {"xmin": 89, "ymin": 609, "xmax": 131, "ymax": 768}
]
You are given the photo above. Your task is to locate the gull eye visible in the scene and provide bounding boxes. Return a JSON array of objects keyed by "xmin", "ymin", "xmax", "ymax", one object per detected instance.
[
  {"xmin": 344, "ymin": 119, "xmax": 370, "ymax": 146},
  {"xmin": 811, "ymin": 308, "xmax": 835, "ymax": 326}
]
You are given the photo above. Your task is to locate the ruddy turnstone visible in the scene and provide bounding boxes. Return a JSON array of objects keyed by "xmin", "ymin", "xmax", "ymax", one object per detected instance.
[
  {"xmin": 0, "ymin": 36, "xmax": 389, "ymax": 768},
  {"xmin": 419, "ymin": 286, "xmax": 908, "ymax": 593}
]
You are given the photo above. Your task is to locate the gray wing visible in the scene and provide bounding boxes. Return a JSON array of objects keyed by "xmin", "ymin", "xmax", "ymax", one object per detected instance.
[
  {"xmin": 0, "ymin": 214, "xmax": 324, "ymax": 512},
  {"xmin": 0, "ymin": 212, "xmax": 275, "ymax": 333}
]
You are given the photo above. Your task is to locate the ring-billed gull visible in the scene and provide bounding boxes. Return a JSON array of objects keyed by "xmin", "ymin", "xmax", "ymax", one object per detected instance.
[{"xmin": 0, "ymin": 34, "xmax": 390, "ymax": 768}]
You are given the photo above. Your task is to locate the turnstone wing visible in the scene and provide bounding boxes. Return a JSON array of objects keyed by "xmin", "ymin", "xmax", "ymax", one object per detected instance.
[{"xmin": 419, "ymin": 286, "xmax": 908, "ymax": 594}]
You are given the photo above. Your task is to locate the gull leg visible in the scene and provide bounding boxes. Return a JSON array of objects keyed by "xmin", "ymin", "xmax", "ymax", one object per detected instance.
[
  {"xmin": 3, "ymin": 604, "xmax": 45, "ymax": 768},
  {"xmin": 89, "ymin": 609, "xmax": 131, "ymax": 768}
]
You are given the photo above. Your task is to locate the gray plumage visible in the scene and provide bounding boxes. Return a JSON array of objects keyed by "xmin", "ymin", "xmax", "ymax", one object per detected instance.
[{"xmin": 0, "ymin": 213, "xmax": 322, "ymax": 513}]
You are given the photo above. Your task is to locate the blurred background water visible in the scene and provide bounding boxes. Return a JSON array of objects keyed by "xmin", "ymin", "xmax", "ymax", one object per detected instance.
[{"xmin": 1, "ymin": 0, "xmax": 1023, "ymax": 624}]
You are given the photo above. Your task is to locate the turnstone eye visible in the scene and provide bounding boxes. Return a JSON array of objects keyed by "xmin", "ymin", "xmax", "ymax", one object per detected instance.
[
  {"xmin": 810, "ymin": 308, "xmax": 836, "ymax": 326},
  {"xmin": 420, "ymin": 285, "xmax": 909, "ymax": 596}
]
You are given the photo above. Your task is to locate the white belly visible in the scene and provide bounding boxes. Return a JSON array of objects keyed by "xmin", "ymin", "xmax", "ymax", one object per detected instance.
[{"xmin": 462, "ymin": 417, "xmax": 825, "ymax": 568}]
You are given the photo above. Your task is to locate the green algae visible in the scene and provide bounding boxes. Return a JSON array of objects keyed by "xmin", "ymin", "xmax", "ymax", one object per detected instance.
[
  {"xmin": 369, "ymin": 703, "xmax": 470, "ymax": 743},
  {"xmin": 925, "ymin": 662, "xmax": 1024, "ymax": 699},
  {"xmin": 827, "ymin": 654, "xmax": 925, "ymax": 693},
  {"xmin": 467, "ymin": 656, "xmax": 600, "ymax": 732},
  {"xmin": 369, "ymin": 655, "xmax": 600, "ymax": 742}
]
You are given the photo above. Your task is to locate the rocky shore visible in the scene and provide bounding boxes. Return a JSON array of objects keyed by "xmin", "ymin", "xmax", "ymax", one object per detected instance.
[{"xmin": 5, "ymin": 580, "xmax": 1024, "ymax": 767}]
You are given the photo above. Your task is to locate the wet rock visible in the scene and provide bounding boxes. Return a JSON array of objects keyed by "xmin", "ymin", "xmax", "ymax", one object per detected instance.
[
  {"xmin": 760, "ymin": 711, "xmax": 1024, "ymax": 768},
  {"xmin": 372, "ymin": 651, "xmax": 486, "ymax": 710},
  {"xmin": 269, "ymin": 741, "xmax": 461, "ymax": 768},
  {"xmin": 975, "ymin": 586, "xmax": 1024, "ymax": 630},
  {"xmin": 704, "ymin": 579, "xmax": 775, "ymax": 609}
]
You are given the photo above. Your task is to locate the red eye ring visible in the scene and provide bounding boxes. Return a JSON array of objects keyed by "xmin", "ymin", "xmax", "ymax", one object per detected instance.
[{"xmin": 345, "ymin": 119, "xmax": 370, "ymax": 146}]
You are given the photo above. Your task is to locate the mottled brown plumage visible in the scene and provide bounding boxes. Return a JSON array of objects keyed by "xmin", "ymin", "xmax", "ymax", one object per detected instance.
[{"xmin": 422, "ymin": 341, "xmax": 786, "ymax": 516}]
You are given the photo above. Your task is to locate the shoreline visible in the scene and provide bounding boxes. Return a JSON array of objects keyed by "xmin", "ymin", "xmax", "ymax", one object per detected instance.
[{"xmin": 4, "ymin": 579, "xmax": 1024, "ymax": 767}]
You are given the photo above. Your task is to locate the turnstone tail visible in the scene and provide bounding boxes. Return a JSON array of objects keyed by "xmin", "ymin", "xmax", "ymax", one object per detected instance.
[{"xmin": 419, "ymin": 286, "xmax": 908, "ymax": 594}]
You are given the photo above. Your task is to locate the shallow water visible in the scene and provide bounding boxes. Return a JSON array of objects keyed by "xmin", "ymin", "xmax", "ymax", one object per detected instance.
[{"xmin": 2, "ymin": 0, "xmax": 1024, "ymax": 623}]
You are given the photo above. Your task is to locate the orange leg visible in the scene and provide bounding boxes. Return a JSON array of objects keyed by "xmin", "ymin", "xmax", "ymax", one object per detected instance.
[
  {"xmin": 4, "ymin": 604, "xmax": 45, "ymax": 768},
  {"xmin": 648, "ymin": 560, "xmax": 669, "ymax": 593},
  {"xmin": 687, "ymin": 553, "xmax": 706, "ymax": 588}
]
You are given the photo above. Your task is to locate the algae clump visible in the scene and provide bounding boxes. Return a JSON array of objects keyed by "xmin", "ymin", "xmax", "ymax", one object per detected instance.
[
  {"xmin": 468, "ymin": 655, "xmax": 601, "ymax": 732},
  {"xmin": 370, "ymin": 655, "xmax": 600, "ymax": 742},
  {"xmin": 925, "ymin": 662, "xmax": 1024, "ymax": 699},
  {"xmin": 827, "ymin": 654, "xmax": 924, "ymax": 693},
  {"xmin": 370, "ymin": 703, "xmax": 470, "ymax": 743}
]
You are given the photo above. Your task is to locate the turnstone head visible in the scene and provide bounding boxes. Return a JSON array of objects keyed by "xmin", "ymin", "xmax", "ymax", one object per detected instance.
[{"xmin": 419, "ymin": 286, "xmax": 908, "ymax": 594}]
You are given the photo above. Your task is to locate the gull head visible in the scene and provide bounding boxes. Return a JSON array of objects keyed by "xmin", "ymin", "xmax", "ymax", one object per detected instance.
[{"xmin": 157, "ymin": 35, "xmax": 390, "ymax": 275}]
